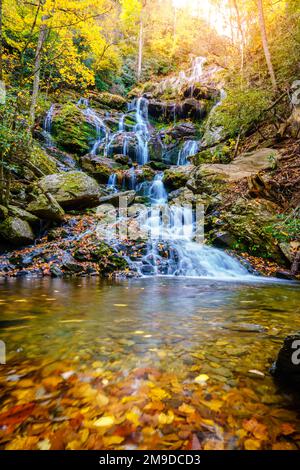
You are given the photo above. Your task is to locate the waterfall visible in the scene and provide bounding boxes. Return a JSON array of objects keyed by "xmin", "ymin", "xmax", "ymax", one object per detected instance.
[
  {"xmin": 177, "ymin": 140, "xmax": 199, "ymax": 165},
  {"xmin": 203, "ymin": 88, "xmax": 227, "ymax": 145},
  {"xmin": 129, "ymin": 97, "xmax": 150, "ymax": 165},
  {"xmin": 43, "ymin": 104, "xmax": 55, "ymax": 147},
  {"xmin": 128, "ymin": 167, "xmax": 136, "ymax": 190},
  {"xmin": 149, "ymin": 173, "xmax": 168, "ymax": 204},
  {"xmin": 123, "ymin": 173, "xmax": 250, "ymax": 279},
  {"xmin": 78, "ymin": 98, "xmax": 109, "ymax": 155},
  {"xmin": 107, "ymin": 173, "xmax": 118, "ymax": 191},
  {"xmin": 119, "ymin": 115, "xmax": 126, "ymax": 132}
]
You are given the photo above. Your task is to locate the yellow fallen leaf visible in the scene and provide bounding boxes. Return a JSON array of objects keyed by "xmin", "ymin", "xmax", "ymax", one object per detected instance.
[
  {"xmin": 96, "ymin": 394, "xmax": 109, "ymax": 407},
  {"xmin": 244, "ymin": 438, "xmax": 261, "ymax": 450},
  {"xmin": 113, "ymin": 304, "xmax": 128, "ymax": 307},
  {"xmin": 103, "ymin": 436, "xmax": 124, "ymax": 446},
  {"xmin": 194, "ymin": 374, "xmax": 209, "ymax": 385},
  {"xmin": 93, "ymin": 416, "xmax": 115, "ymax": 428},
  {"xmin": 178, "ymin": 403, "xmax": 195, "ymax": 414},
  {"xmin": 200, "ymin": 400, "xmax": 223, "ymax": 412},
  {"xmin": 158, "ymin": 411, "xmax": 174, "ymax": 425},
  {"xmin": 126, "ymin": 410, "xmax": 140, "ymax": 426}
]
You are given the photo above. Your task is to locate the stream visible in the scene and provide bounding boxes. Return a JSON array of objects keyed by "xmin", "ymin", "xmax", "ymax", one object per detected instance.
[{"xmin": 1, "ymin": 276, "xmax": 300, "ymax": 449}]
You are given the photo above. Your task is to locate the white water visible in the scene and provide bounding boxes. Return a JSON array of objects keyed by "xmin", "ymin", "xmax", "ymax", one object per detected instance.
[
  {"xmin": 129, "ymin": 97, "xmax": 150, "ymax": 165},
  {"xmin": 78, "ymin": 98, "xmax": 110, "ymax": 155},
  {"xmin": 124, "ymin": 174, "xmax": 250, "ymax": 279},
  {"xmin": 107, "ymin": 173, "xmax": 118, "ymax": 191},
  {"xmin": 177, "ymin": 140, "xmax": 199, "ymax": 165},
  {"xmin": 43, "ymin": 104, "xmax": 55, "ymax": 147}
]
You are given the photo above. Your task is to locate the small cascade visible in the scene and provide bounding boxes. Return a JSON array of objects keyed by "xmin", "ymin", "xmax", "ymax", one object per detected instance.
[
  {"xmin": 119, "ymin": 114, "xmax": 126, "ymax": 132},
  {"xmin": 149, "ymin": 173, "xmax": 168, "ymax": 204},
  {"xmin": 128, "ymin": 167, "xmax": 136, "ymax": 190},
  {"xmin": 121, "ymin": 173, "xmax": 250, "ymax": 279},
  {"xmin": 77, "ymin": 98, "xmax": 109, "ymax": 155},
  {"xmin": 129, "ymin": 97, "xmax": 150, "ymax": 165},
  {"xmin": 157, "ymin": 56, "xmax": 206, "ymax": 95},
  {"xmin": 43, "ymin": 104, "xmax": 55, "ymax": 147},
  {"xmin": 107, "ymin": 173, "xmax": 118, "ymax": 192},
  {"xmin": 177, "ymin": 140, "xmax": 199, "ymax": 165},
  {"xmin": 203, "ymin": 89, "xmax": 227, "ymax": 145}
]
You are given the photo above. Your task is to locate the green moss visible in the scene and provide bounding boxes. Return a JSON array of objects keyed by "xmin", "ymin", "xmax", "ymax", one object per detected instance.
[
  {"xmin": 30, "ymin": 144, "xmax": 58, "ymax": 174},
  {"xmin": 163, "ymin": 169, "xmax": 189, "ymax": 191},
  {"xmin": 91, "ymin": 92, "xmax": 127, "ymax": 110},
  {"xmin": 52, "ymin": 103, "xmax": 96, "ymax": 155}
]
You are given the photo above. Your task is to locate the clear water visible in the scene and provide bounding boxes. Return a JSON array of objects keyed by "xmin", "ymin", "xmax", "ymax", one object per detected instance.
[{"xmin": 0, "ymin": 277, "xmax": 300, "ymax": 449}]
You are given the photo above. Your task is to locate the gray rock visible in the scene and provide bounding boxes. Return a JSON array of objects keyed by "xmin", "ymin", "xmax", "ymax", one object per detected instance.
[
  {"xmin": 27, "ymin": 194, "xmax": 65, "ymax": 222},
  {"xmin": 36, "ymin": 171, "xmax": 103, "ymax": 209},
  {"xmin": 0, "ymin": 217, "xmax": 35, "ymax": 246},
  {"xmin": 8, "ymin": 205, "xmax": 39, "ymax": 225},
  {"xmin": 98, "ymin": 190, "xmax": 136, "ymax": 207}
]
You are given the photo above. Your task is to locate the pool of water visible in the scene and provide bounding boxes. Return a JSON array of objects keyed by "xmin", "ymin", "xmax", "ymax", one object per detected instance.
[{"xmin": 0, "ymin": 276, "xmax": 300, "ymax": 450}]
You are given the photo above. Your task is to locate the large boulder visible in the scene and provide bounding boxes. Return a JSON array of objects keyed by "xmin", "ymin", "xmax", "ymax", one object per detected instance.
[
  {"xmin": 87, "ymin": 92, "xmax": 127, "ymax": 111},
  {"xmin": 0, "ymin": 217, "xmax": 35, "ymax": 246},
  {"xmin": 52, "ymin": 103, "xmax": 96, "ymax": 155},
  {"xmin": 80, "ymin": 155, "xmax": 116, "ymax": 182},
  {"xmin": 98, "ymin": 190, "xmax": 136, "ymax": 207},
  {"xmin": 8, "ymin": 206, "xmax": 39, "ymax": 226},
  {"xmin": 211, "ymin": 198, "xmax": 284, "ymax": 261},
  {"xmin": 148, "ymin": 99, "xmax": 207, "ymax": 122},
  {"xmin": 163, "ymin": 166, "xmax": 192, "ymax": 191},
  {"xmin": 27, "ymin": 194, "xmax": 65, "ymax": 222},
  {"xmin": 35, "ymin": 171, "xmax": 103, "ymax": 210},
  {"xmin": 196, "ymin": 148, "xmax": 281, "ymax": 183}
]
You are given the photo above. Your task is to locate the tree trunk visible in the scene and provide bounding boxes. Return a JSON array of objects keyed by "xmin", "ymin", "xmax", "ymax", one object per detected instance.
[
  {"xmin": 291, "ymin": 250, "xmax": 300, "ymax": 276},
  {"xmin": 29, "ymin": 15, "xmax": 48, "ymax": 131},
  {"xmin": 257, "ymin": 0, "xmax": 277, "ymax": 91},
  {"xmin": 137, "ymin": 18, "xmax": 143, "ymax": 81}
]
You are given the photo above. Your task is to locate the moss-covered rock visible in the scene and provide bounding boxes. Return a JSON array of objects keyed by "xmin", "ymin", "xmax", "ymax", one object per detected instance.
[
  {"xmin": 30, "ymin": 144, "xmax": 58, "ymax": 174},
  {"xmin": 52, "ymin": 103, "xmax": 96, "ymax": 155},
  {"xmin": 80, "ymin": 155, "xmax": 116, "ymax": 183},
  {"xmin": 0, "ymin": 205, "xmax": 8, "ymax": 221},
  {"xmin": 35, "ymin": 171, "xmax": 103, "ymax": 210},
  {"xmin": 27, "ymin": 194, "xmax": 65, "ymax": 222},
  {"xmin": 163, "ymin": 167, "xmax": 191, "ymax": 191},
  {"xmin": 0, "ymin": 217, "xmax": 35, "ymax": 246},
  {"xmin": 8, "ymin": 206, "xmax": 39, "ymax": 225},
  {"xmin": 211, "ymin": 198, "xmax": 285, "ymax": 261},
  {"xmin": 88, "ymin": 92, "xmax": 127, "ymax": 111}
]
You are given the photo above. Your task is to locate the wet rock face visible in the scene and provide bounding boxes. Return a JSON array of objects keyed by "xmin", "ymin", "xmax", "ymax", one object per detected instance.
[
  {"xmin": 0, "ymin": 217, "xmax": 35, "ymax": 246},
  {"xmin": 52, "ymin": 103, "xmax": 96, "ymax": 155},
  {"xmin": 80, "ymin": 155, "xmax": 116, "ymax": 183},
  {"xmin": 148, "ymin": 99, "xmax": 208, "ymax": 122},
  {"xmin": 210, "ymin": 198, "xmax": 285, "ymax": 262},
  {"xmin": 272, "ymin": 333, "xmax": 300, "ymax": 386},
  {"xmin": 36, "ymin": 171, "xmax": 103, "ymax": 210}
]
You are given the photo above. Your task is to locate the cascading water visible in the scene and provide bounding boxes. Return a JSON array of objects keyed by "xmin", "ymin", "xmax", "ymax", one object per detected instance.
[
  {"xmin": 149, "ymin": 173, "xmax": 168, "ymax": 204},
  {"xmin": 177, "ymin": 140, "xmax": 199, "ymax": 165},
  {"xmin": 78, "ymin": 98, "xmax": 109, "ymax": 155},
  {"xmin": 129, "ymin": 97, "xmax": 150, "ymax": 165},
  {"xmin": 124, "ymin": 175, "xmax": 250, "ymax": 279},
  {"xmin": 43, "ymin": 104, "xmax": 55, "ymax": 147},
  {"xmin": 107, "ymin": 173, "xmax": 118, "ymax": 191}
]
